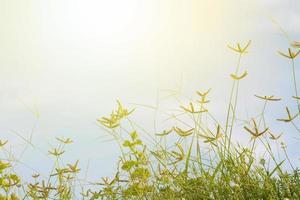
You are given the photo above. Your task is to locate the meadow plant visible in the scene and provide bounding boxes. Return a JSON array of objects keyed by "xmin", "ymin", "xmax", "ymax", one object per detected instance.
[{"xmin": 1, "ymin": 41, "xmax": 300, "ymax": 199}]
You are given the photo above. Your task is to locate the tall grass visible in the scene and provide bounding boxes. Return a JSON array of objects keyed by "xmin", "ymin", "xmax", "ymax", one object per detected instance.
[{"xmin": 1, "ymin": 41, "xmax": 300, "ymax": 199}]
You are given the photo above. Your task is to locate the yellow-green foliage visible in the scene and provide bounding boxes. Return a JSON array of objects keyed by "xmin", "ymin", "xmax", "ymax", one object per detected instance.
[{"xmin": 1, "ymin": 40, "xmax": 300, "ymax": 199}]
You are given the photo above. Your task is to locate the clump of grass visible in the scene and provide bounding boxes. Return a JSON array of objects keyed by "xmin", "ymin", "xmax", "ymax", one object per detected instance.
[
  {"xmin": 1, "ymin": 40, "xmax": 300, "ymax": 199},
  {"xmin": 0, "ymin": 140, "xmax": 21, "ymax": 200}
]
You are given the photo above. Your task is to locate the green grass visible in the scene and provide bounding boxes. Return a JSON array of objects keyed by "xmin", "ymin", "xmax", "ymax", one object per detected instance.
[{"xmin": 1, "ymin": 40, "xmax": 300, "ymax": 199}]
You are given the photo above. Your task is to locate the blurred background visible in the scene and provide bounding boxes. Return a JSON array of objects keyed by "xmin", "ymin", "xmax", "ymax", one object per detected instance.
[{"xmin": 0, "ymin": 0, "xmax": 299, "ymax": 180}]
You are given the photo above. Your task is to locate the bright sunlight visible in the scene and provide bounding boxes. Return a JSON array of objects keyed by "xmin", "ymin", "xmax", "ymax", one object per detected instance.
[{"xmin": 0, "ymin": 0, "xmax": 300, "ymax": 199}]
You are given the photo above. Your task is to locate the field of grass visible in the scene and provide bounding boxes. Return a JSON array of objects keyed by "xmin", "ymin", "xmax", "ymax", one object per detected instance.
[{"xmin": 1, "ymin": 41, "xmax": 300, "ymax": 199}]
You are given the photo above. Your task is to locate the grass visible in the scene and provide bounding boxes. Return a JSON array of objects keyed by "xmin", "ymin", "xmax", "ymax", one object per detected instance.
[{"xmin": 1, "ymin": 40, "xmax": 300, "ymax": 199}]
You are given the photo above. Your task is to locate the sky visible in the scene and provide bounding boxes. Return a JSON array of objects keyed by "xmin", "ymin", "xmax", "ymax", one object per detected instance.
[{"xmin": 0, "ymin": 0, "xmax": 299, "ymax": 181}]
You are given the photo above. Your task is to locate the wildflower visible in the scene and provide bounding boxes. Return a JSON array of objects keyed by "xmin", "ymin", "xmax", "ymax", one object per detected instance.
[
  {"xmin": 230, "ymin": 71, "xmax": 248, "ymax": 80},
  {"xmin": 259, "ymin": 158, "xmax": 266, "ymax": 166},
  {"xmin": 196, "ymin": 88, "xmax": 211, "ymax": 97},
  {"xmin": 56, "ymin": 137, "xmax": 73, "ymax": 144},
  {"xmin": 278, "ymin": 48, "xmax": 300, "ymax": 59},
  {"xmin": 180, "ymin": 102, "xmax": 207, "ymax": 114},
  {"xmin": 291, "ymin": 40, "xmax": 300, "ymax": 48},
  {"xmin": 98, "ymin": 100, "xmax": 134, "ymax": 129},
  {"xmin": 196, "ymin": 89, "xmax": 211, "ymax": 104},
  {"xmin": 254, "ymin": 95, "xmax": 281, "ymax": 101},
  {"xmin": 268, "ymin": 131, "xmax": 282, "ymax": 140},
  {"xmin": 0, "ymin": 140, "xmax": 7, "ymax": 147},
  {"xmin": 244, "ymin": 119, "xmax": 268, "ymax": 138},
  {"xmin": 48, "ymin": 148, "xmax": 65, "ymax": 157},
  {"xmin": 169, "ymin": 143, "xmax": 184, "ymax": 165},
  {"xmin": 199, "ymin": 125, "xmax": 222, "ymax": 145},
  {"xmin": 32, "ymin": 173, "xmax": 40, "ymax": 179},
  {"xmin": 0, "ymin": 161, "xmax": 10, "ymax": 173},
  {"xmin": 67, "ymin": 160, "xmax": 80, "ymax": 173},
  {"xmin": 173, "ymin": 127, "xmax": 194, "ymax": 137},
  {"xmin": 280, "ymin": 142, "xmax": 286, "ymax": 149},
  {"xmin": 228, "ymin": 40, "xmax": 251, "ymax": 54},
  {"xmin": 277, "ymin": 107, "xmax": 298, "ymax": 122},
  {"xmin": 155, "ymin": 129, "xmax": 172, "ymax": 136}
]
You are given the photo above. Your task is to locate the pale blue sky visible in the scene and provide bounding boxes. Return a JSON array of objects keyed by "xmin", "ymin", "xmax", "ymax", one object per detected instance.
[{"xmin": 0, "ymin": 0, "xmax": 299, "ymax": 181}]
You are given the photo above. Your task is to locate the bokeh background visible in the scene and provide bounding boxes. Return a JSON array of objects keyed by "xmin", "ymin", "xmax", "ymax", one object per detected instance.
[{"xmin": 0, "ymin": 0, "xmax": 299, "ymax": 181}]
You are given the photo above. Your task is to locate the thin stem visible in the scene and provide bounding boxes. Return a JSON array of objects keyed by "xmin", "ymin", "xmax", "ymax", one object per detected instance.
[
  {"xmin": 291, "ymin": 121, "xmax": 300, "ymax": 135},
  {"xmin": 227, "ymin": 80, "xmax": 240, "ymax": 152},
  {"xmin": 225, "ymin": 54, "xmax": 242, "ymax": 154},
  {"xmin": 283, "ymin": 146, "xmax": 295, "ymax": 171},
  {"xmin": 258, "ymin": 100, "xmax": 268, "ymax": 129},
  {"xmin": 291, "ymin": 59, "xmax": 300, "ymax": 111}
]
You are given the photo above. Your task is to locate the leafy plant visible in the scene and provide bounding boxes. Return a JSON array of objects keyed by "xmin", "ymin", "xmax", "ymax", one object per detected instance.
[{"xmin": 1, "ymin": 39, "xmax": 300, "ymax": 199}]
